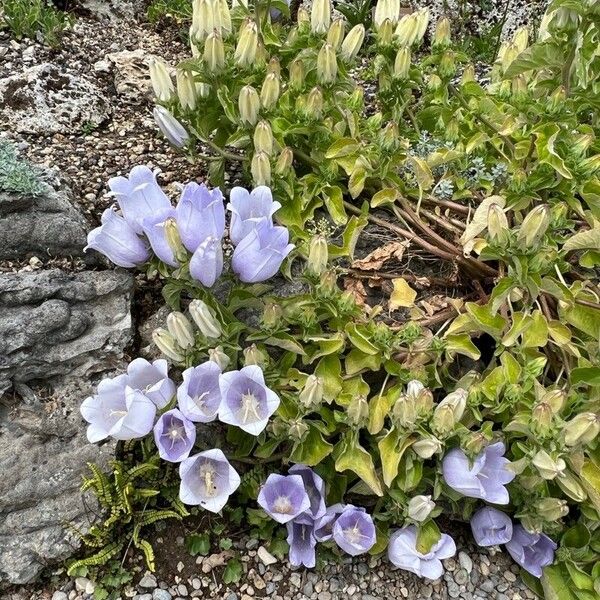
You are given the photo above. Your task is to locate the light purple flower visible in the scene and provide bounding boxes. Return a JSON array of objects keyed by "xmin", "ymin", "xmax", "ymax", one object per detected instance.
[
  {"xmin": 189, "ymin": 235, "xmax": 224, "ymax": 287},
  {"xmin": 179, "ymin": 449, "xmax": 240, "ymax": 512},
  {"xmin": 505, "ymin": 525, "xmax": 556, "ymax": 578},
  {"xmin": 85, "ymin": 207, "xmax": 151, "ymax": 268},
  {"xmin": 227, "ymin": 186, "xmax": 282, "ymax": 245},
  {"xmin": 470, "ymin": 507, "xmax": 513, "ymax": 547},
  {"xmin": 232, "ymin": 222, "xmax": 294, "ymax": 283},
  {"xmin": 141, "ymin": 208, "xmax": 178, "ymax": 267},
  {"xmin": 108, "ymin": 165, "xmax": 171, "ymax": 234},
  {"xmin": 287, "ymin": 518, "xmax": 317, "ymax": 568},
  {"xmin": 126, "ymin": 358, "xmax": 176, "ymax": 409},
  {"xmin": 257, "ymin": 474, "xmax": 311, "ymax": 524},
  {"xmin": 177, "ymin": 361, "xmax": 222, "ymax": 423},
  {"xmin": 153, "ymin": 408, "xmax": 196, "ymax": 462},
  {"xmin": 332, "ymin": 505, "xmax": 376, "ymax": 556},
  {"xmin": 289, "ymin": 464, "xmax": 327, "ymax": 520},
  {"xmin": 80, "ymin": 376, "xmax": 156, "ymax": 442},
  {"xmin": 314, "ymin": 504, "xmax": 346, "ymax": 542},
  {"xmin": 442, "ymin": 442, "xmax": 515, "ymax": 504},
  {"xmin": 154, "ymin": 106, "xmax": 189, "ymax": 148},
  {"xmin": 388, "ymin": 525, "xmax": 456, "ymax": 580},
  {"xmin": 218, "ymin": 365, "xmax": 280, "ymax": 435}
]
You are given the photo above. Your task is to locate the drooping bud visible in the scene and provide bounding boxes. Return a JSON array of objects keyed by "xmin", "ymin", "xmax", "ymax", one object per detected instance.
[
  {"xmin": 374, "ymin": 0, "xmax": 400, "ymax": 28},
  {"xmin": 149, "ymin": 58, "xmax": 174, "ymax": 102},
  {"xmin": 167, "ymin": 311, "xmax": 195, "ymax": 349},
  {"xmin": 317, "ymin": 43, "xmax": 338, "ymax": 84},
  {"xmin": 340, "ymin": 24, "xmax": 365, "ymax": 61},
  {"xmin": 564, "ymin": 412, "xmax": 600, "ymax": 446},
  {"xmin": 204, "ymin": 31, "xmax": 225, "ymax": 72},
  {"xmin": 243, "ymin": 344, "xmax": 267, "ymax": 367},
  {"xmin": 176, "ymin": 69, "xmax": 197, "ymax": 110},
  {"xmin": 215, "ymin": 0, "xmax": 232, "ymax": 37},
  {"xmin": 234, "ymin": 19, "xmax": 259, "ymax": 67},
  {"xmin": 289, "ymin": 58, "xmax": 305, "ymax": 90},
  {"xmin": 297, "ymin": 6, "xmax": 310, "ymax": 28},
  {"xmin": 152, "ymin": 328, "xmax": 185, "ymax": 362},
  {"xmin": 500, "ymin": 42, "xmax": 519, "ymax": 73},
  {"xmin": 517, "ymin": 205, "xmax": 550, "ymax": 248},
  {"xmin": 412, "ymin": 436, "xmax": 442, "ymax": 459},
  {"xmin": 487, "ymin": 204, "xmax": 509, "ymax": 241},
  {"xmin": 307, "ymin": 235, "xmax": 328, "ymax": 275},
  {"xmin": 253, "ymin": 120, "xmax": 274, "ymax": 155},
  {"xmin": 394, "ymin": 46, "xmax": 411, "ymax": 79},
  {"xmin": 536, "ymin": 497, "xmax": 568, "ymax": 521},
  {"xmin": 319, "ymin": 269, "xmax": 338, "ymax": 296},
  {"xmin": 461, "ymin": 64, "xmax": 475, "ymax": 84},
  {"xmin": 190, "ymin": 0, "xmax": 212, "ymax": 42},
  {"xmin": 311, "ymin": 0, "xmax": 331, "ymax": 34},
  {"xmin": 289, "ymin": 419, "xmax": 309, "ymax": 440},
  {"xmin": 432, "ymin": 17, "xmax": 451, "ymax": 48},
  {"xmin": 267, "ymin": 57, "xmax": 281, "ymax": 76},
  {"xmin": 260, "ymin": 72, "xmax": 280, "ymax": 110},
  {"xmin": 414, "ymin": 8, "xmax": 430, "ymax": 43},
  {"xmin": 348, "ymin": 395, "xmax": 369, "ymax": 426},
  {"xmin": 512, "ymin": 26, "xmax": 529, "ymax": 52},
  {"xmin": 532, "ymin": 450, "xmax": 566, "ymax": 480},
  {"xmin": 431, "ymin": 389, "xmax": 467, "ymax": 435},
  {"xmin": 154, "ymin": 107, "xmax": 189, "ymax": 148},
  {"xmin": 377, "ymin": 18, "xmax": 394, "ymax": 46},
  {"xmin": 164, "ymin": 218, "xmax": 188, "ymax": 263},
  {"xmin": 299, "ymin": 374, "xmax": 324, "ymax": 408},
  {"xmin": 511, "ymin": 75, "xmax": 528, "ymax": 101},
  {"xmin": 251, "ymin": 151, "xmax": 271, "ymax": 186},
  {"xmin": 198, "ymin": 82, "xmax": 211, "ymax": 98},
  {"xmin": 427, "ymin": 73, "xmax": 442, "ymax": 91},
  {"xmin": 275, "ymin": 147, "xmax": 294, "ymax": 176},
  {"xmin": 556, "ymin": 472, "xmax": 587, "ymax": 502},
  {"xmin": 327, "ymin": 17, "xmax": 345, "ymax": 49},
  {"xmin": 306, "ymin": 87, "xmax": 324, "ymax": 119},
  {"xmin": 189, "ymin": 299, "xmax": 222, "ymax": 339},
  {"xmin": 238, "ymin": 85, "xmax": 260, "ymax": 125},
  {"xmin": 393, "ymin": 394, "xmax": 417, "ymax": 427},
  {"xmin": 541, "ymin": 389, "xmax": 565, "ymax": 413},
  {"xmin": 531, "ymin": 401, "xmax": 554, "ymax": 433},
  {"xmin": 262, "ymin": 301, "xmax": 283, "ymax": 329},
  {"xmin": 407, "ymin": 495, "xmax": 435, "ymax": 522},
  {"xmin": 394, "ymin": 13, "xmax": 417, "ymax": 46},
  {"xmin": 208, "ymin": 345, "xmax": 230, "ymax": 370}
]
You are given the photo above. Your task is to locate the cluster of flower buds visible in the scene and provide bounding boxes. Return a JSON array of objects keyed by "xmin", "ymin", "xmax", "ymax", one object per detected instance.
[
  {"xmin": 190, "ymin": 0, "xmax": 232, "ymax": 44},
  {"xmin": 311, "ymin": 0, "xmax": 331, "ymax": 34}
]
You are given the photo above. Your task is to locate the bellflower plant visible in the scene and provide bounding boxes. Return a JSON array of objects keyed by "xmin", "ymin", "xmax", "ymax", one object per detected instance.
[
  {"xmin": 153, "ymin": 409, "xmax": 196, "ymax": 462},
  {"xmin": 126, "ymin": 358, "xmax": 176, "ymax": 410},
  {"xmin": 257, "ymin": 474, "xmax": 311, "ymax": 524},
  {"xmin": 288, "ymin": 464, "xmax": 327, "ymax": 521},
  {"xmin": 286, "ymin": 518, "xmax": 318, "ymax": 568},
  {"xmin": 227, "ymin": 186, "xmax": 282, "ymax": 245},
  {"xmin": 177, "ymin": 361, "xmax": 222, "ymax": 422},
  {"xmin": 470, "ymin": 507, "xmax": 513, "ymax": 547},
  {"xmin": 332, "ymin": 506, "xmax": 376, "ymax": 556},
  {"xmin": 505, "ymin": 525, "xmax": 557, "ymax": 578}
]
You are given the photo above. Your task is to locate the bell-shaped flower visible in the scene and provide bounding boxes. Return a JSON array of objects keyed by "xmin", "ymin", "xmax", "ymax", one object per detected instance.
[
  {"xmin": 175, "ymin": 182, "xmax": 225, "ymax": 253},
  {"xmin": 178, "ymin": 361, "xmax": 222, "ymax": 423},
  {"xmin": 141, "ymin": 209, "xmax": 179, "ymax": 267},
  {"xmin": 108, "ymin": 165, "xmax": 171, "ymax": 234},
  {"xmin": 332, "ymin": 505, "xmax": 376, "ymax": 556},
  {"xmin": 81, "ymin": 377, "xmax": 156, "ymax": 442},
  {"xmin": 470, "ymin": 507, "xmax": 513, "ymax": 547},
  {"xmin": 85, "ymin": 207, "xmax": 151, "ymax": 268},
  {"xmin": 257, "ymin": 474, "xmax": 311, "ymax": 524},
  {"xmin": 287, "ymin": 517, "xmax": 317, "ymax": 568},
  {"xmin": 126, "ymin": 358, "xmax": 176, "ymax": 409},
  {"xmin": 189, "ymin": 235, "xmax": 224, "ymax": 288},
  {"xmin": 218, "ymin": 365, "xmax": 280, "ymax": 434},
  {"xmin": 314, "ymin": 503, "xmax": 345, "ymax": 542},
  {"xmin": 227, "ymin": 186, "xmax": 281, "ymax": 245},
  {"xmin": 232, "ymin": 222, "xmax": 294, "ymax": 283},
  {"xmin": 154, "ymin": 106, "xmax": 190, "ymax": 148},
  {"xmin": 153, "ymin": 408, "xmax": 196, "ymax": 462},
  {"xmin": 442, "ymin": 442, "xmax": 515, "ymax": 504},
  {"xmin": 179, "ymin": 448, "xmax": 240, "ymax": 512},
  {"xmin": 388, "ymin": 525, "xmax": 456, "ymax": 580},
  {"xmin": 505, "ymin": 525, "xmax": 556, "ymax": 578},
  {"xmin": 289, "ymin": 464, "xmax": 327, "ymax": 520}
]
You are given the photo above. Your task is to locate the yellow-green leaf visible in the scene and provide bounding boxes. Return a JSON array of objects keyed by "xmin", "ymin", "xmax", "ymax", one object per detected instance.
[
  {"xmin": 390, "ymin": 278, "xmax": 417, "ymax": 310},
  {"xmin": 378, "ymin": 428, "xmax": 416, "ymax": 487},
  {"xmin": 334, "ymin": 434, "xmax": 383, "ymax": 496}
]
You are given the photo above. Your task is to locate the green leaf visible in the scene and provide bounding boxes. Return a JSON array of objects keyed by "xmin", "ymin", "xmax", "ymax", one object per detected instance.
[
  {"xmin": 571, "ymin": 367, "xmax": 600, "ymax": 386},
  {"xmin": 315, "ymin": 355, "xmax": 343, "ymax": 402},
  {"xmin": 348, "ymin": 167, "xmax": 367, "ymax": 198},
  {"xmin": 503, "ymin": 42, "xmax": 565, "ymax": 78},
  {"xmin": 580, "ymin": 460, "xmax": 600, "ymax": 512},
  {"xmin": 223, "ymin": 558, "xmax": 243, "ymax": 584},
  {"xmin": 334, "ymin": 433, "xmax": 384, "ymax": 496},
  {"xmin": 185, "ymin": 533, "xmax": 210, "ymax": 557},
  {"xmin": 368, "ymin": 391, "xmax": 396, "ymax": 435},
  {"xmin": 541, "ymin": 564, "xmax": 580, "ymax": 600},
  {"xmin": 416, "ymin": 520, "xmax": 441, "ymax": 554},
  {"xmin": 304, "ymin": 333, "xmax": 345, "ymax": 362},
  {"xmin": 345, "ymin": 349, "xmax": 381, "ymax": 375},
  {"xmin": 323, "ymin": 186, "xmax": 347, "ymax": 225},
  {"xmin": 465, "ymin": 302, "xmax": 506, "ymax": 336},
  {"xmin": 290, "ymin": 425, "xmax": 333, "ymax": 466},
  {"xmin": 262, "ymin": 332, "xmax": 306, "ymax": 355},
  {"xmin": 325, "ymin": 137, "xmax": 360, "ymax": 159},
  {"xmin": 328, "ymin": 214, "xmax": 368, "ymax": 258},
  {"xmin": 345, "ymin": 323, "xmax": 379, "ymax": 355},
  {"xmin": 378, "ymin": 428, "xmax": 416, "ymax": 487},
  {"xmin": 407, "ymin": 156, "xmax": 433, "ymax": 190},
  {"xmin": 371, "ymin": 188, "xmax": 398, "ymax": 208},
  {"xmin": 535, "ymin": 123, "xmax": 572, "ymax": 179},
  {"xmin": 563, "ymin": 224, "xmax": 600, "ymax": 253},
  {"xmin": 445, "ymin": 334, "xmax": 481, "ymax": 360}
]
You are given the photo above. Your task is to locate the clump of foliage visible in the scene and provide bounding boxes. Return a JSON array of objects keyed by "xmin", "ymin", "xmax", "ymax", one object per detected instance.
[
  {"xmin": 77, "ymin": 0, "xmax": 600, "ymax": 598},
  {"xmin": 0, "ymin": 140, "xmax": 47, "ymax": 196},
  {"xmin": 0, "ymin": 0, "xmax": 73, "ymax": 47},
  {"xmin": 147, "ymin": 0, "xmax": 193, "ymax": 25}
]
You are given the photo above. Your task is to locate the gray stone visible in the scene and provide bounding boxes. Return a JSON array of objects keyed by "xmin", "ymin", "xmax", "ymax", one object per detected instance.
[
  {"xmin": 0, "ymin": 269, "xmax": 133, "ymax": 395},
  {"xmin": 0, "ymin": 63, "xmax": 111, "ymax": 134},
  {"xmin": 52, "ymin": 593, "xmax": 68, "ymax": 600},
  {"xmin": 152, "ymin": 590, "xmax": 172, "ymax": 600},
  {"xmin": 104, "ymin": 49, "xmax": 161, "ymax": 102},
  {"xmin": 139, "ymin": 574, "xmax": 158, "ymax": 589}
]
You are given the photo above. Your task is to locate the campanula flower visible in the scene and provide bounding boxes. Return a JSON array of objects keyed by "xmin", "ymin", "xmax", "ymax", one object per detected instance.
[
  {"xmin": 332, "ymin": 505, "xmax": 376, "ymax": 556},
  {"xmin": 314, "ymin": 504, "xmax": 345, "ymax": 542},
  {"xmin": 189, "ymin": 235, "xmax": 224, "ymax": 287},
  {"xmin": 80, "ymin": 376, "xmax": 156, "ymax": 442},
  {"xmin": 85, "ymin": 207, "xmax": 150, "ymax": 268},
  {"xmin": 227, "ymin": 186, "xmax": 282, "ymax": 245},
  {"xmin": 126, "ymin": 358, "xmax": 176, "ymax": 409},
  {"xmin": 470, "ymin": 507, "xmax": 513, "ymax": 546},
  {"xmin": 442, "ymin": 442, "xmax": 515, "ymax": 504},
  {"xmin": 179, "ymin": 448, "xmax": 240, "ymax": 512},
  {"xmin": 108, "ymin": 165, "xmax": 171, "ymax": 234},
  {"xmin": 232, "ymin": 222, "xmax": 294, "ymax": 283},
  {"xmin": 178, "ymin": 361, "xmax": 222, "ymax": 423},
  {"xmin": 154, "ymin": 106, "xmax": 190, "ymax": 148},
  {"xmin": 287, "ymin": 517, "xmax": 317, "ymax": 568},
  {"xmin": 218, "ymin": 365, "xmax": 280, "ymax": 434},
  {"xmin": 153, "ymin": 408, "xmax": 196, "ymax": 462},
  {"xmin": 505, "ymin": 525, "xmax": 556, "ymax": 578},
  {"xmin": 289, "ymin": 464, "xmax": 327, "ymax": 520},
  {"xmin": 257, "ymin": 474, "xmax": 311, "ymax": 524},
  {"xmin": 141, "ymin": 209, "xmax": 179, "ymax": 267},
  {"xmin": 388, "ymin": 525, "xmax": 456, "ymax": 580}
]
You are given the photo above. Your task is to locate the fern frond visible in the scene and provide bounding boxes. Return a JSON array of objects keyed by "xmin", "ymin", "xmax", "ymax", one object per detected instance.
[
  {"xmin": 67, "ymin": 541, "xmax": 124, "ymax": 576},
  {"xmin": 134, "ymin": 538, "xmax": 156, "ymax": 572},
  {"xmin": 127, "ymin": 462, "xmax": 159, "ymax": 482},
  {"xmin": 134, "ymin": 509, "xmax": 182, "ymax": 528}
]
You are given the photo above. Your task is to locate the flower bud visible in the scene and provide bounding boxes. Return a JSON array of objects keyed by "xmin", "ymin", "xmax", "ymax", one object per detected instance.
[
  {"xmin": 512, "ymin": 26, "xmax": 528, "ymax": 52},
  {"xmin": 431, "ymin": 404, "xmax": 455, "ymax": 435},
  {"xmin": 267, "ymin": 57, "xmax": 281, "ymax": 76},
  {"xmin": 393, "ymin": 395, "xmax": 417, "ymax": 427},
  {"xmin": 275, "ymin": 147, "xmax": 294, "ymax": 176},
  {"xmin": 327, "ymin": 17, "xmax": 345, "ymax": 49},
  {"xmin": 521, "ymin": 515, "xmax": 543, "ymax": 535},
  {"xmin": 531, "ymin": 401, "xmax": 554, "ymax": 433},
  {"xmin": 154, "ymin": 107, "xmax": 189, "ymax": 148},
  {"xmin": 377, "ymin": 18, "xmax": 394, "ymax": 46},
  {"xmin": 511, "ymin": 74, "xmax": 528, "ymax": 101},
  {"xmin": 556, "ymin": 472, "xmax": 587, "ymax": 502},
  {"xmin": 413, "ymin": 436, "xmax": 442, "ymax": 458},
  {"xmin": 380, "ymin": 121, "xmax": 399, "ymax": 151},
  {"xmin": 215, "ymin": 0, "xmax": 232, "ymax": 37},
  {"xmin": 167, "ymin": 311, "xmax": 195, "ymax": 349},
  {"xmin": 317, "ymin": 43, "xmax": 338, "ymax": 84},
  {"xmin": 394, "ymin": 13, "xmax": 417, "ymax": 46},
  {"xmin": 262, "ymin": 301, "xmax": 283, "ymax": 329},
  {"xmin": 204, "ymin": 31, "xmax": 225, "ymax": 72},
  {"xmin": 176, "ymin": 69, "xmax": 197, "ymax": 110},
  {"xmin": 394, "ymin": 46, "xmax": 411, "ymax": 79},
  {"xmin": 414, "ymin": 8, "xmax": 430, "ymax": 43},
  {"xmin": 306, "ymin": 87, "xmax": 324, "ymax": 119},
  {"xmin": 198, "ymin": 82, "xmax": 211, "ymax": 98},
  {"xmin": 532, "ymin": 450, "xmax": 566, "ymax": 480},
  {"xmin": 348, "ymin": 395, "xmax": 369, "ymax": 426},
  {"xmin": 311, "ymin": 0, "xmax": 331, "ymax": 34},
  {"xmin": 299, "ymin": 374, "xmax": 324, "ymax": 408},
  {"xmin": 190, "ymin": 0, "xmax": 212, "ymax": 42},
  {"xmin": 243, "ymin": 344, "xmax": 267, "ymax": 367},
  {"xmin": 501, "ymin": 42, "xmax": 520, "ymax": 73},
  {"xmin": 541, "ymin": 389, "xmax": 565, "ymax": 413},
  {"xmin": 253, "ymin": 120, "xmax": 274, "ymax": 155},
  {"xmin": 564, "ymin": 412, "xmax": 600, "ymax": 446},
  {"xmin": 463, "ymin": 431, "xmax": 487, "ymax": 455},
  {"xmin": 374, "ymin": 0, "xmax": 398, "ymax": 28},
  {"xmin": 289, "ymin": 419, "xmax": 309, "ymax": 440},
  {"xmin": 234, "ymin": 19, "xmax": 259, "ymax": 67},
  {"xmin": 239, "ymin": 85, "xmax": 260, "ymax": 125},
  {"xmin": 189, "ymin": 299, "xmax": 222, "ymax": 338},
  {"xmin": 289, "ymin": 58, "xmax": 305, "ymax": 90},
  {"xmin": 340, "ymin": 24, "xmax": 365, "ymax": 61},
  {"xmin": 487, "ymin": 204, "xmax": 508, "ymax": 241},
  {"xmin": 319, "ymin": 269, "xmax": 337, "ymax": 296},
  {"xmin": 260, "ymin": 73, "xmax": 280, "ymax": 110},
  {"xmin": 149, "ymin": 58, "xmax": 174, "ymax": 102},
  {"xmin": 438, "ymin": 389, "xmax": 467, "ymax": 421},
  {"xmin": 439, "ymin": 51, "xmax": 456, "ymax": 78},
  {"xmin": 153, "ymin": 328, "xmax": 185, "ymax": 362},
  {"xmin": 461, "ymin": 64, "xmax": 475, "ymax": 85},
  {"xmin": 427, "ymin": 74, "xmax": 442, "ymax": 91},
  {"xmin": 433, "ymin": 17, "xmax": 451, "ymax": 48},
  {"xmin": 517, "ymin": 205, "xmax": 550, "ymax": 248},
  {"xmin": 407, "ymin": 495, "xmax": 435, "ymax": 522},
  {"xmin": 208, "ymin": 345, "xmax": 230, "ymax": 370},
  {"xmin": 307, "ymin": 235, "xmax": 328, "ymax": 275},
  {"xmin": 164, "ymin": 218, "xmax": 188, "ymax": 262},
  {"xmin": 297, "ymin": 6, "xmax": 310, "ymax": 27},
  {"xmin": 536, "ymin": 497, "xmax": 568, "ymax": 521},
  {"xmin": 251, "ymin": 151, "xmax": 271, "ymax": 186}
]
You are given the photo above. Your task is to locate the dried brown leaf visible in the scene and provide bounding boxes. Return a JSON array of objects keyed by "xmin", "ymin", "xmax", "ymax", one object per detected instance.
[{"xmin": 352, "ymin": 241, "xmax": 409, "ymax": 271}]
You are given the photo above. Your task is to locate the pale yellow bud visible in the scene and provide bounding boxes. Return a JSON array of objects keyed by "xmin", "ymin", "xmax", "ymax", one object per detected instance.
[
  {"xmin": 377, "ymin": 18, "xmax": 394, "ymax": 46},
  {"xmin": 238, "ymin": 85, "xmax": 260, "ymax": 125},
  {"xmin": 275, "ymin": 147, "xmax": 294, "ymax": 176},
  {"xmin": 408, "ymin": 495, "xmax": 435, "ymax": 522},
  {"xmin": 307, "ymin": 235, "xmax": 329, "ymax": 275},
  {"xmin": 311, "ymin": 0, "xmax": 331, "ymax": 34},
  {"xmin": 189, "ymin": 299, "xmax": 222, "ymax": 338},
  {"xmin": 375, "ymin": 0, "xmax": 400, "ymax": 28},
  {"xmin": 208, "ymin": 345, "xmax": 230, "ymax": 370},
  {"xmin": 556, "ymin": 472, "xmax": 587, "ymax": 502},
  {"xmin": 164, "ymin": 218, "xmax": 187, "ymax": 262},
  {"xmin": 393, "ymin": 395, "xmax": 417, "ymax": 427},
  {"xmin": 251, "ymin": 151, "xmax": 271, "ymax": 186},
  {"xmin": 536, "ymin": 497, "xmax": 568, "ymax": 521},
  {"xmin": 488, "ymin": 204, "xmax": 508, "ymax": 241},
  {"xmin": 167, "ymin": 312, "xmax": 195, "ymax": 349},
  {"xmin": 204, "ymin": 31, "xmax": 225, "ymax": 72},
  {"xmin": 190, "ymin": 0, "xmax": 213, "ymax": 42},
  {"xmin": 532, "ymin": 450, "xmax": 566, "ymax": 480},
  {"xmin": 152, "ymin": 328, "xmax": 185, "ymax": 362},
  {"xmin": 413, "ymin": 436, "xmax": 442, "ymax": 458},
  {"xmin": 394, "ymin": 46, "xmax": 411, "ymax": 79},
  {"xmin": 512, "ymin": 26, "xmax": 529, "ymax": 52},
  {"xmin": 564, "ymin": 412, "xmax": 600, "ymax": 446},
  {"xmin": 348, "ymin": 395, "xmax": 369, "ymax": 426},
  {"xmin": 149, "ymin": 58, "xmax": 174, "ymax": 102},
  {"xmin": 306, "ymin": 87, "xmax": 323, "ymax": 119},
  {"xmin": 517, "ymin": 205, "xmax": 550, "ymax": 248},
  {"xmin": 501, "ymin": 42, "xmax": 519, "ymax": 73},
  {"xmin": 327, "ymin": 17, "xmax": 345, "ymax": 49},
  {"xmin": 340, "ymin": 24, "xmax": 365, "ymax": 61},
  {"xmin": 235, "ymin": 19, "xmax": 259, "ymax": 67},
  {"xmin": 289, "ymin": 419, "xmax": 309, "ymax": 440},
  {"xmin": 299, "ymin": 374, "xmax": 324, "ymax": 408},
  {"xmin": 260, "ymin": 72, "xmax": 280, "ymax": 110},
  {"xmin": 243, "ymin": 344, "xmax": 267, "ymax": 367},
  {"xmin": 317, "ymin": 43, "xmax": 338, "ymax": 84},
  {"xmin": 414, "ymin": 8, "xmax": 430, "ymax": 43},
  {"xmin": 433, "ymin": 17, "xmax": 451, "ymax": 48},
  {"xmin": 394, "ymin": 13, "xmax": 418, "ymax": 46},
  {"xmin": 253, "ymin": 120, "xmax": 274, "ymax": 155},
  {"xmin": 176, "ymin": 69, "xmax": 197, "ymax": 110},
  {"xmin": 289, "ymin": 58, "xmax": 305, "ymax": 90},
  {"xmin": 461, "ymin": 64, "xmax": 475, "ymax": 84},
  {"xmin": 215, "ymin": 0, "xmax": 232, "ymax": 36}
]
